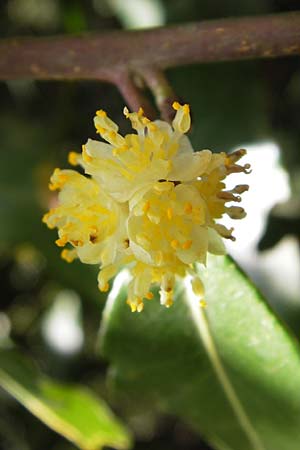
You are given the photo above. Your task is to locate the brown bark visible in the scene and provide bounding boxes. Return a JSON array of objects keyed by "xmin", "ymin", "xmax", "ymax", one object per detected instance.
[{"xmin": 0, "ymin": 12, "xmax": 299, "ymax": 82}]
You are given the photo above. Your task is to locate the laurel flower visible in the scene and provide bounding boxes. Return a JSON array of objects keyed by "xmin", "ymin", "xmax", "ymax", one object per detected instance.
[
  {"xmin": 42, "ymin": 168, "xmax": 128, "ymax": 273},
  {"xmin": 43, "ymin": 103, "xmax": 250, "ymax": 312}
]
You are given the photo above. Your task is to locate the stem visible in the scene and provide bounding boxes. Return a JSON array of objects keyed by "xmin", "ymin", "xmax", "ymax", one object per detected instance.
[
  {"xmin": 114, "ymin": 70, "xmax": 157, "ymax": 119},
  {"xmin": 0, "ymin": 12, "xmax": 299, "ymax": 81},
  {"xmin": 139, "ymin": 67, "xmax": 178, "ymax": 123}
]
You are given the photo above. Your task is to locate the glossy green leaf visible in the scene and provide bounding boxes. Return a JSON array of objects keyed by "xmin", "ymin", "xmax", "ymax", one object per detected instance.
[
  {"xmin": 100, "ymin": 256, "xmax": 300, "ymax": 450},
  {"xmin": 0, "ymin": 349, "xmax": 132, "ymax": 450}
]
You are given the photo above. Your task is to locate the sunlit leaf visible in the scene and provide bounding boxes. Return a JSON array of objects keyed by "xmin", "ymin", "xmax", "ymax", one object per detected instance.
[
  {"xmin": 100, "ymin": 256, "xmax": 300, "ymax": 450},
  {"xmin": 0, "ymin": 349, "xmax": 132, "ymax": 450}
]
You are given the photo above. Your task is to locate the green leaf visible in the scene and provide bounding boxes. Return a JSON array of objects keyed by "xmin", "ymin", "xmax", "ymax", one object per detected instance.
[
  {"xmin": 100, "ymin": 256, "xmax": 300, "ymax": 450},
  {"xmin": 0, "ymin": 349, "xmax": 132, "ymax": 450}
]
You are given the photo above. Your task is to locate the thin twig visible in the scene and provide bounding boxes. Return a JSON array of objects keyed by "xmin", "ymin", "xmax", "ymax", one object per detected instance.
[
  {"xmin": 115, "ymin": 70, "xmax": 157, "ymax": 118},
  {"xmin": 139, "ymin": 67, "xmax": 178, "ymax": 123}
]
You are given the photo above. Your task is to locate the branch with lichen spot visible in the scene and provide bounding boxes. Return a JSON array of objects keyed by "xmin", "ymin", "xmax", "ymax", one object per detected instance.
[
  {"xmin": 0, "ymin": 11, "xmax": 299, "ymax": 115},
  {"xmin": 0, "ymin": 11, "xmax": 299, "ymax": 81}
]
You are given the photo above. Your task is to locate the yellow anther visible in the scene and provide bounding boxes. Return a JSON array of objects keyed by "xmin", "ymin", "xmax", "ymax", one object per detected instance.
[
  {"xmin": 48, "ymin": 183, "xmax": 57, "ymax": 191},
  {"xmin": 52, "ymin": 167, "xmax": 61, "ymax": 176},
  {"xmin": 82, "ymin": 145, "xmax": 93, "ymax": 162},
  {"xmin": 61, "ymin": 249, "xmax": 76, "ymax": 263},
  {"xmin": 137, "ymin": 302, "xmax": 144, "ymax": 312},
  {"xmin": 71, "ymin": 239, "xmax": 84, "ymax": 247},
  {"xmin": 68, "ymin": 151, "xmax": 79, "ymax": 166},
  {"xmin": 109, "ymin": 130, "xmax": 116, "ymax": 139},
  {"xmin": 145, "ymin": 292, "xmax": 154, "ymax": 300},
  {"xmin": 165, "ymin": 297, "xmax": 173, "ymax": 308},
  {"xmin": 142, "ymin": 117, "xmax": 150, "ymax": 125},
  {"xmin": 49, "ymin": 170, "xmax": 68, "ymax": 191},
  {"xmin": 96, "ymin": 126, "xmax": 106, "ymax": 134},
  {"xmin": 200, "ymin": 299, "xmax": 207, "ymax": 308},
  {"xmin": 170, "ymin": 239, "xmax": 179, "ymax": 249},
  {"xmin": 42, "ymin": 212, "xmax": 49, "ymax": 223},
  {"xmin": 55, "ymin": 237, "xmax": 68, "ymax": 247},
  {"xmin": 182, "ymin": 240, "xmax": 192, "ymax": 250},
  {"xmin": 184, "ymin": 202, "xmax": 193, "ymax": 214},
  {"xmin": 148, "ymin": 123, "xmax": 157, "ymax": 132},
  {"xmin": 142, "ymin": 200, "xmax": 150, "ymax": 213},
  {"xmin": 119, "ymin": 144, "xmax": 129, "ymax": 152},
  {"xmin": 96, "ymin": 109, "xmax": 107, "ymax": 117},
  {"xmin": 192, "ymin": 277, "xmax": 205, "ymax": 297},
  {"xmin": 126, "ymin": 299, "xmax": 137, "ymax": 312},
  {"xmin": 123, "ymin": 106, "xmax": 130, "ymax": 118},
  {"xmin": 172, "ymin": 101, "xmax": 180, "ymax": 110},
  {"xmin": 82, "ymin": 153, "xmax": 92, "ymax": 163},
  {"xmin": 167, "ymin": 207, "xmax": 173, "ymax": 220},
  {"xmin": 100, "ymin": 282, "xmax": 109, "ymax": 292},
  {"xmin": 183, "ymin": 104, "xmax": 190, "ymax": 114},
  {"xmin": 138, "ymin": 107, "xmax": 144, "ymax": 116}
]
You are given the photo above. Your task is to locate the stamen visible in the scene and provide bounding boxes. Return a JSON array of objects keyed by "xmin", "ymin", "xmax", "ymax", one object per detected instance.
[
  {"xmin": 126, "ymin": 299, "xmax": 137, "ymax": 313},
  {"xmin": 82, "ymin": 145, "xmax": 93, "ymax": 163},
  {"xmin": 227, "ymin": 163, "xmax": 251, "ymax": 174},
  {"xmin": 137, "ymin": 303, "xmax": 144, "ymax": 312},
  {"xmin": 96, "ymin": 109, "xmax": 107, "ymax": 117},
  {"xmin": 170, "ymin": 239, "xmax": 179, "ymax": 249},
  {"xmin": 217, "ymin": 191, "xmax": 241, "ymax": 202},
  {"xmin": 183, "ymin": 104, "xmax": 190, "ymax": 114},
  {"xmin": 70, "ymin": 239, "xmax": 84, "ymax": 247},
  {"xmin": 182, "ymin": 240, "xmax": 192, "ymax": 250},
  {"xmin": 142, "ymin": 200, "xmax": 150, "ymax": 213},
  {"xmin": 61, "ymin": 249, "xmax": 77, "ymax": 263},
  {"xmin": 184, "ymin": 202, "xmax": 193, "ymax": 214},
  {"xmin": 226, "ymin": 149, "xmax": 247, "ymax": 165},
  {"xmin": 155, "ymin": 251, "xmax": 164, "ymax": 265},
  {"xmin": 68, "ymin": 151, "xmax": 79, "ymax": 166},
  {"xmin": 232, "ymin": 184, "xmax": 249, "ymax": 194},
  {"xmin": 99, "ymin": 282, "xmax": 109, "ymax": 292},
  {"xmin": 55, "ymin": 237, "xmax": 68, "ymax": 247},
  {"xmin": 192, "ymin": 277, "xmax": 205, "ymax": 298},
  {"xmin": 214, "ymin": 224, "xmax": 236, "ymax": 241},
  {"xmin": 226, "ymin": 206, "xmax": 246, "ymax": 219},
  {"xmin": 167, "ymin": 207, "xmax": 173, "ymax": 220},
  {"xmin": 96, "ymin": 126, "xmax": 106, "ymax": 134}
]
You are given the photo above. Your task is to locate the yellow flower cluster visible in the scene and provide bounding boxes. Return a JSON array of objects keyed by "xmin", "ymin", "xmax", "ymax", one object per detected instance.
[{"xmin": 43, "ymin": 103, "xmax": 249, "ymax": 312}]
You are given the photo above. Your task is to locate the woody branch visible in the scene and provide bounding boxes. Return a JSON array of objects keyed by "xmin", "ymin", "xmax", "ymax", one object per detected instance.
[{"xmin": 0, "ymin": 11, "xmax": 299, "ymax": 117}]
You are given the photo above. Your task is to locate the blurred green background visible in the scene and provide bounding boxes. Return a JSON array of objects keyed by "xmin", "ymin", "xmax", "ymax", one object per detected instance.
[{"xmin": 1, "ymin": 1, "xmax": 300, "ymax": 449}]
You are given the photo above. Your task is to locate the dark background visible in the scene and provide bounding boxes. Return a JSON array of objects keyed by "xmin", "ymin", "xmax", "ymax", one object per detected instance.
[{"xmin": 0, "ymin": 1, "xmax": 300, "ymax": 449}]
